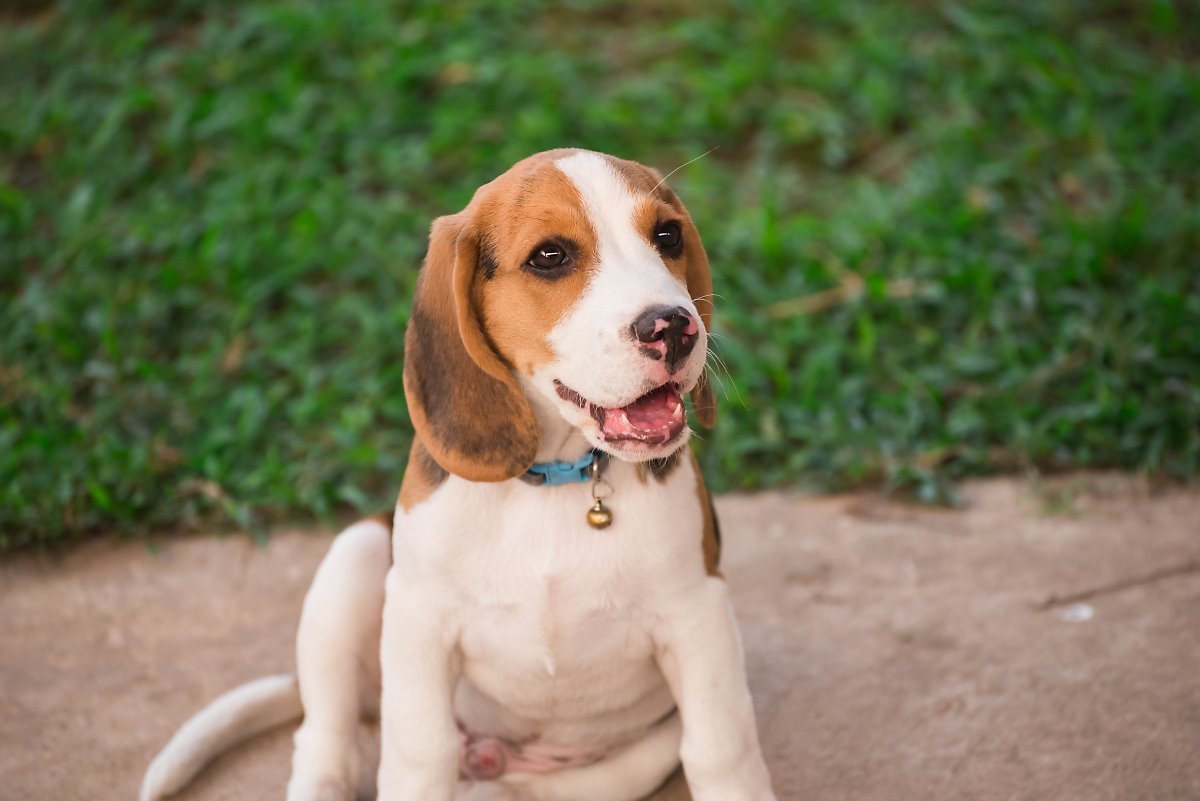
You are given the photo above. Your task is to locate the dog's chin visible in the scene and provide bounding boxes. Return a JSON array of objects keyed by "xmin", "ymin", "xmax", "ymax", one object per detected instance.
[
  {"xmin": 553, "ymin": 380, "xmax": 693, "ymax": 463},
  {"xmin": 585, "ymin": 425, "xmax": 692, "ymax": 463}
]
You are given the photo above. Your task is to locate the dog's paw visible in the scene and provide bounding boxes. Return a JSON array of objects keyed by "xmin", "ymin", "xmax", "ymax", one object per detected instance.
[
  {"xmin": 286, "ymin": 776, "xmax": 358, "ymax": 801},
  {"xmin": 456, "ymin": 780, "xmax": 524, "ymax": 801}
]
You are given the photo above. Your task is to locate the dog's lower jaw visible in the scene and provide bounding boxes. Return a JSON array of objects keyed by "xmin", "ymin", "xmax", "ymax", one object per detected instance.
[
  {"xmin": 546, "ymin": 391, "xmax": 695, "ymax": 465},
  {"xmin": 522, "ymin": 373, "xmax": 697, "ymax": 465},
  {"xmin": 591, "ymin": 426, "xmax": 691, "ymax": 463}
]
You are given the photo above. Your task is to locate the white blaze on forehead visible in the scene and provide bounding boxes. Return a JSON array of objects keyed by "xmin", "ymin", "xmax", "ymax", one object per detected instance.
[
  {"xmin": 552, "ymin": 151, "xmax": 689, "ymax": 304},
  {"xmin": 554, "ymin": 152, "xmax": 659, "ymax": 271}
]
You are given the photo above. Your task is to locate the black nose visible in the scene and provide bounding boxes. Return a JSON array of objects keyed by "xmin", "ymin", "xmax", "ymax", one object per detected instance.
[{"xmin": 631, "ymin": 305, "xmax": 698, "ymax": 373}]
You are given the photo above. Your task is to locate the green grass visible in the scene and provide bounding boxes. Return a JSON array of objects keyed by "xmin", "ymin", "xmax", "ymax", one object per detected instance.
[{"xmin": 2, "ymin": 0, "xmax": 1198, "ymax": 550}]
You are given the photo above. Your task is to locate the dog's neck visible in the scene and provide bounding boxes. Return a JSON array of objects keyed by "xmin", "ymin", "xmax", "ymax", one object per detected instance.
[{"xmin": 521, "ymin": 379, "xmax": 594, "ymax": 465}]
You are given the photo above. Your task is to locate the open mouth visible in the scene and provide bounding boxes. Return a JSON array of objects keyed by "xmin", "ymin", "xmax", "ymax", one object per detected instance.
[{"xmin": 555, "ymin": 380, "xmax": 687, "ymax": 446}]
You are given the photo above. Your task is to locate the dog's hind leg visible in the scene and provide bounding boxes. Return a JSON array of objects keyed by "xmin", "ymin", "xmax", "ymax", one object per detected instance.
[{"xmin": 287, "ymin": 519, "xmax": 390, "ymax": 801}]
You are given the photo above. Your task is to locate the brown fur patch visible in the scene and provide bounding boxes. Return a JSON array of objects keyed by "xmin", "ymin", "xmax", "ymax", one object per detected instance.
[
  {"xmin": 367, "ymin": 512, "xmax": 394, "ymax": 532},
  {"xmin": 689, "ymin": 449, "xmax": 722, "ymax": 578},
  {"xmin": 472, "ymin": 163, "xmax": 599, "ymax": 374},
  {"xmin": 606, "ymin": 157, "xmax": 674, "ymax": 204},
  {"xmin": 631, "ymin": 196, "xmax": 690, "ymax": 286},
  {"xmin": 635, "ymin": 449, "xmax": 683, "ymax": 483},
  {"xmin": 403, "ymin": 213, "xmax": 540, "ymax": 482},
  {"xmin": 398, "ymin": 436, "xmax": 449, "ymax": 511}
]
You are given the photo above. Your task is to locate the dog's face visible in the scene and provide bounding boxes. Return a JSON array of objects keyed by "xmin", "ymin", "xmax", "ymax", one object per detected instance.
[{"xmin": 404, "ymin": 149, "xmax": 715, "ymax": 482}]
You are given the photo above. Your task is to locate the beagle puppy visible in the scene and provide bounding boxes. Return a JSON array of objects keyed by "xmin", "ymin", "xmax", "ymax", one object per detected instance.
[{"xmin": 141, "ymin": 149, "xmax": 775, "ymax": 801}]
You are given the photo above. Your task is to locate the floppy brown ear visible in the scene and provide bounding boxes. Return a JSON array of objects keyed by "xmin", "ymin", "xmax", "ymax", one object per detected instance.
[
  {"xmin": 403, "ymin": 213, "xmax": 538, "ymax": 482},
  {"xmin": 684, "ymin": 223, "xmax": 717, "ymax": 429}
]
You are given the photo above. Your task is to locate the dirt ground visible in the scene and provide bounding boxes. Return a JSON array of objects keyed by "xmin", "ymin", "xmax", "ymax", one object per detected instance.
[{"xmin": 2, "ymin": 473, "xmax": 1198, "ymax": 801}]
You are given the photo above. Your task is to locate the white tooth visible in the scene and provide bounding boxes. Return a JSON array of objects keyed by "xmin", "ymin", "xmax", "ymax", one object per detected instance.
[
  {"xmin": 672, "ymin": 405, "xmax": 683, "ymax": 420},
  {"xmin": 619, "ymin": 411, "xmax": 631, "ymax": 429}
]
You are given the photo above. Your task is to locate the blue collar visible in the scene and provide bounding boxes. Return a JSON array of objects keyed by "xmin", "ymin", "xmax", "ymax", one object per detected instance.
[{"xmin": 522, "ymin": 450, "xmax": 600, "ymax": 486}]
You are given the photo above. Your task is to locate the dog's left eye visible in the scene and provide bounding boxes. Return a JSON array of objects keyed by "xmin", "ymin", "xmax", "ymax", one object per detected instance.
[
  {"xmin": 525, "ymin": 242, "xmax": 570, "ymax": 274},
  {"xmin": 654, "ymin": 221, "xmax": 683, "ymax": 256}
]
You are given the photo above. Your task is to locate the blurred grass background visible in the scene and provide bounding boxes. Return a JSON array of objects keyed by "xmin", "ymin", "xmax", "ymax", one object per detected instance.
[{"xmin": 2, "ymin": 0, "xmax": 1198, "ymax": 550}]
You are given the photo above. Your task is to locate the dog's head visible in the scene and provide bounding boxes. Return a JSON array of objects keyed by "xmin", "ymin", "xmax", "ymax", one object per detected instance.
[{"xmin": 403, "ymin": 149, "xmax": 715, "ymax": 482}]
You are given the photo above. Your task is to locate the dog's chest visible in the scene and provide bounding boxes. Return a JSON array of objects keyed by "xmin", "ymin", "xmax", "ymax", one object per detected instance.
[
  {"xmin": 395, "ymin": 460, "xmax": 704, "ymax": 721},
  {"xmin": 454, "ymin": 485, "xmax": 678, "ymax": 712},
  {"xmin": 458, "ymin": 553, "xmax": 659, "ymax": 720}
]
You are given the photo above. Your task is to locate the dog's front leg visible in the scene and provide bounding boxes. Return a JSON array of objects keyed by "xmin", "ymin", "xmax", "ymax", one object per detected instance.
[
  {"xmin": 654, "ymin": 579, "xmax": 775, "ymax": 801},
  {"xmin": 377, "ymin": 568, "xmax": 461, "ymax": 801}
]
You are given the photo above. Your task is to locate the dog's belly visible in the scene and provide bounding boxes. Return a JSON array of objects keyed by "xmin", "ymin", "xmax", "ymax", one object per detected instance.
[{"xmin": 456, "ymin": 600, "xmax": 675, "ymax": 746}]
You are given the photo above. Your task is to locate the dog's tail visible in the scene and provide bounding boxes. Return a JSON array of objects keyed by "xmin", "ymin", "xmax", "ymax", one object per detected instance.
[{"xmin": 140, "ymin": 673, "xmax": 302, "ymax": 801}]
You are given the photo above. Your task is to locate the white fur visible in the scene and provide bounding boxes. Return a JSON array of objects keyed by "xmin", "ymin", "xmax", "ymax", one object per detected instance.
[
  {"xmin": 375, "ymin": 454, "xmax": 772, "ymax": 801},
  {"xmin": 140, "ymin": 153, "xmax": 773, "ymax": 801}
]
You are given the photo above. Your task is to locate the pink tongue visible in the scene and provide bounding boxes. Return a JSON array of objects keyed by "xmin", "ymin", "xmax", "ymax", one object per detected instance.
[{"xmin": 601, "ymin": 386, "xmax": 685, "ymax": 444}]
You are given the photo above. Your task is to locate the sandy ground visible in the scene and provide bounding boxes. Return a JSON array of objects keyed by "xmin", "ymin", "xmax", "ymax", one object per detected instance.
[{"xmin": 2, "ymin": 473, "xmax": 1198, "ymax": 801}]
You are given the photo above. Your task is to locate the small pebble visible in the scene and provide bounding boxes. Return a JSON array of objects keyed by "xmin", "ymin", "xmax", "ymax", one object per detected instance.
[{"xmin": 1056, "ymin": 602, "xmax": 1095, "ymax": 622}]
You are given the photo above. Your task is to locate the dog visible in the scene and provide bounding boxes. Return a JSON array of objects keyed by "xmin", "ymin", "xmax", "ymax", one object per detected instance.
[{"xmin": 140, "ymin": 149, "xmax": 776, "ymax": 801}]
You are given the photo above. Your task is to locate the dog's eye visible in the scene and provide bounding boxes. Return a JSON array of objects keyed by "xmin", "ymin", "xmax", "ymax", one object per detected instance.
[
  {"xmin": 525, "ymin": 242, "xmax": 570, "ymax": 274},
  {"xmin": 654, "ymin": 221, "xmax": 683, "ymax": 256}
]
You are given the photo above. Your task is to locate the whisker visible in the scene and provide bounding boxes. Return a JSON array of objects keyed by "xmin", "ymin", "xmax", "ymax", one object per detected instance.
[
  {"xmin": 652, "ymin": 146, "xmax": 720, "ymax": 193},
  {"xmin": 704, "ymin": 353, "xmax": 747, "ymax": 408},
  {"xmin": 710, "ymin": 353, "xmax": 744, "ymax": 405},
  {"xmin": 706, "ymin": 356, "xmax": 734, "ymax": 396}
]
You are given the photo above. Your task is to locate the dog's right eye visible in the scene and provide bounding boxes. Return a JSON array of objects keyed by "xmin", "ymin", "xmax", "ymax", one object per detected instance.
[{"xmin": 524, "ymin": 242, "xmax": 571, "ymax": 275}]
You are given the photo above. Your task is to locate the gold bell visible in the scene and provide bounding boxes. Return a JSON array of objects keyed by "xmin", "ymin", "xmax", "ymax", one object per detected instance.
[{"xmin": 586, "ymin": 499, "xmax": 613, "ymax": 529}]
